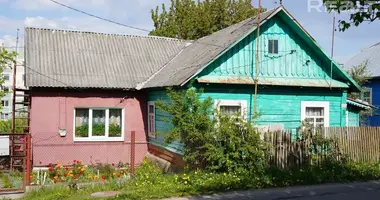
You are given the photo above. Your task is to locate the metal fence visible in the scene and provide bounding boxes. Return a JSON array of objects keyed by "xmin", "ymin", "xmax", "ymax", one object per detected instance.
[{"xmin": 0, "ymin": 133, "xmax": 31, "ymax": 192}]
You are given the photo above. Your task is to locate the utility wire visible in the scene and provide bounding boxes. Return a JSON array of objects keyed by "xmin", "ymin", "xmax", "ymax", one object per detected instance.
[{"xmin": 48, "ymin": 0, "xmax": 150, "ymax": 33}]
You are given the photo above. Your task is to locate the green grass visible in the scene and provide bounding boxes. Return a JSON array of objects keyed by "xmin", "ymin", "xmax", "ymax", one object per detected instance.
[{"xmin": 22, "ymin": 160, "xmax": 380, "ymax": 200}]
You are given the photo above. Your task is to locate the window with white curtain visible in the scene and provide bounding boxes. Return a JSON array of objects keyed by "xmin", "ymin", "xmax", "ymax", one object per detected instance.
[
  {"xmin": 74, "ymin": 108, "xmax": 124, "ymax": 141},
  {"xmin": 147, "ymin": 102, "xmax": 155, "ymax": 138},
  {"xmin": 301, "ymin": 101, "xmax": 329, "ymax": 128},
  {"xmin": 215, "ymin": 100, "xmax": 247, "ymax": 119}
]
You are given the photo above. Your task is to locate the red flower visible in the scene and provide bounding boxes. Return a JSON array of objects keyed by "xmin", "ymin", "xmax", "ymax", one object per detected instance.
[
  {"xmin": 48, "ymin": 167, "xmax": 53, "ymax": 172},
  {"xmin": 77, "ymin": 160, "xmax": 80, "ymax": 164},
  {"xmin": 79, "ymin": 171, "xmax": 83, "ymax": 175},
  {"xmin": 120, "ymin": 170, "xmax": 124, "ymax": 174},
  {"xmin": 63, "ymin": 173, "xmax": 67, "ymax": 177},
  {"xmin": 65, "ymin": 167, "xmax": 68, "ymax": 171},
  {"xmin": 117, "ymin": 175, "xmax": 121, "ymax": 178},
  {"xmin": 53, "ymin": 179, "xmax": 57, "ymax": 184},
  {"xmin": 73, "ymin": 160, "xmax": 76, "ymax": 163},
  {"xmin": 112, "ymin": 163, "xmax": 115, "ymax": 166},
  {"xmin": 101, "ymin": 175, "xmax": 105, "ymax": 179},
  {"xmin": 61, "ymin": 179, "xmax": 64, "ymax": 183}
]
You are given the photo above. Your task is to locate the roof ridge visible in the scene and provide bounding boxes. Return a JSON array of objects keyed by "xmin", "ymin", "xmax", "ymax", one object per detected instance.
[
  {"xmin": 24, "ymin": 27, "xmax": 187, "ymax": 42},
  {"xmin": 363, "ymin": 40, "xmax": 380, "ymax": 50}
]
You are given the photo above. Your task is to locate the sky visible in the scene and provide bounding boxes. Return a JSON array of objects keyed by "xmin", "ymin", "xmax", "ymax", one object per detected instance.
[{"xmin": 0, "ymin": 0, "xmax": 379, "ymax": 64}]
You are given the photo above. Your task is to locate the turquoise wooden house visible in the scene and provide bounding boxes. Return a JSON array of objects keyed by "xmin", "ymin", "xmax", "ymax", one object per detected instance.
[{"xmin": 137, "ymin": 7, "xmax": 369, "ymax": 156}]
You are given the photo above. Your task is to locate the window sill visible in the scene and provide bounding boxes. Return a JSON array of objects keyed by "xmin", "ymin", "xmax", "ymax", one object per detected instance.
[{"xmin": 74, "ymin": 137, "xmax": 124, "ymax": 142}]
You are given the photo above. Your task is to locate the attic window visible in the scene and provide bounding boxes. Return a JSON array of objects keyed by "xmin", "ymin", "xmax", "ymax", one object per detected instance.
[{"xmin": 268, "ymin": 40, "xmax": 278, "ymax": 54}]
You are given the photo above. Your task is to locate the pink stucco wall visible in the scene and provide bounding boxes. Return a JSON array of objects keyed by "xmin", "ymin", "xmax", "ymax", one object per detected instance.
[{"xmin": 30, "ymin": 89, "xmax": 148, "ymax": 167}]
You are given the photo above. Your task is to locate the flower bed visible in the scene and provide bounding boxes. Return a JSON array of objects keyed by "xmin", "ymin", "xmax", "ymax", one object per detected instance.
[{"xmin": 30, "ymin": 160, "xmax": 130, "ymax": 186}]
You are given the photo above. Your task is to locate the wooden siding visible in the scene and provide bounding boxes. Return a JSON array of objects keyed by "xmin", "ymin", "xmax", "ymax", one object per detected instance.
[
  {"xmin": 148, "ymin": 85, "xmax": 346, "ymax": 153},
  {"xmin": 199, "ymin": 85, "xmax": 345, "ymax": 130},
  {"xmin": 198, "ymin": 15, "xmax": 338, "ymax": 83},
  {"xmin": 148, "ymin": 90, "xmax": 184, "ymax": 154}
]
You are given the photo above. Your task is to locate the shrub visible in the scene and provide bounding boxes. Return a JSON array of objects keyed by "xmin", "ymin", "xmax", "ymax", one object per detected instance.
[
  {"xmin": 156, "ymin": 87, "xmax": 215, "ymax": 170},
  {"xmin": 156, "ymin": 86, "xmax": 268, "ymax": 174}
]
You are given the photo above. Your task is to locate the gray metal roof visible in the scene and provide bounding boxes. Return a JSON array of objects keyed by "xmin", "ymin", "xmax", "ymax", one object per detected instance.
[
  {"xmin": 140, "ymin": 7, "xmax": 279, "ymax": 88},
  {"xmin": 25, "ymin": 27, "xmax": 189, "ymax": 89},
  {"xmin": 345, "ymin": 41, "xmax": 380, "ymax": 78}
]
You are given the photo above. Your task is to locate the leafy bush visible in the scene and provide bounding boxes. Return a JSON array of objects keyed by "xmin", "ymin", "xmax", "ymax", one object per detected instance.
[
  {"xmin": 267, "ymin": 161, "xmax": 380, "ymax": 187},
  {"xmin": 0, "ymin": 119, "xmax": 28, "ymax": 133},
  {"xmin": 156, "ymin": 87, "xmax": 215, "ymax": 170},
  {"xmin": 156, "ymin": 86, "xmax": 268, "ymax": 174},
  {"xmin": 205, "ymin": 113, "xmax": 269, "ymax": 174}
]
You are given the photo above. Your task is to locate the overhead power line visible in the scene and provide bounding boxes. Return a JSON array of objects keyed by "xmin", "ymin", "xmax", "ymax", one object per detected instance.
[{"xmin": 48, "ymin": 0, "xmax": 150, "ymax": 33}]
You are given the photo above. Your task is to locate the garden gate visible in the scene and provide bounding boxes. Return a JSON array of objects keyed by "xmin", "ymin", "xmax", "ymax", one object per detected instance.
[{"xmin": 0, "ymin": 61, "xmax": 32, "ymax": 193}]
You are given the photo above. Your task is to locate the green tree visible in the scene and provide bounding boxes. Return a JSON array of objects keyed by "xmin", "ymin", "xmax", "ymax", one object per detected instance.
[
  {"xmin": 0, "ymin": 47, "xmax": 17, "ymax": 107},
  {"xmin": 324, "ymin": 0, "xmax": 380, "ymax": 31},
  {"xmin": 346, "ymin": 60, "xmax": 373, "ymax": 126},
  {"xmin": 346, "ymin": 60, "xmax": 371, "ymax": 99},
  {"xmin": 0, "ymin": 47, "xmax": 17, "ymax": 132},
  {"xmin": 150, "ymin": 0, "xmax": 265, "ymax": 40}
]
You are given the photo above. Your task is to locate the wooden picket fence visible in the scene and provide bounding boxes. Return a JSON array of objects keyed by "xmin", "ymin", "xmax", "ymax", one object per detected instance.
[
  {"xmin": 329, "ymin": 127, "xmax": 380, "ymax": 163},
  {"xmin": 263, "ymin": 127, "xmax": 380, "ymax": 168}
]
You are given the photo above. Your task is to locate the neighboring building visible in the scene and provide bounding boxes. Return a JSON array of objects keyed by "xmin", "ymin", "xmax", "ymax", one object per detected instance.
[
  {"xmin": 1, "ymin": 47, "xmax": 26, "ymax": 121},
  {"xmin": 25, "ymin": 6, "xmax": 367, "ymax": 167},
  {"xmin": 24, "ymin": 27, "xmax": 188, "ymax": 166},
  {"xmin": 345, "ymin": 41, "xmax": 380, "ymax": 126}
]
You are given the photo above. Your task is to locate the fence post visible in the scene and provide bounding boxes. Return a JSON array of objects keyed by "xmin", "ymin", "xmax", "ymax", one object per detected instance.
[
  {"xmin": 130, "ymin": 131, "xmax": 135, "ymax": 176},
  {"xmin": 25, "ymin": 134, "xmax": 31, "ymax": 187}
]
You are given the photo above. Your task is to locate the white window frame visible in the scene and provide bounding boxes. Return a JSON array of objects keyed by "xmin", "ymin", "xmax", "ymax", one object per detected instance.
[
  {"xmin": 147, "ymin": 101, "xmax": 156, "ymax": 138},
  {"xmin": 214, "ymin": 100, "xmax": 248, "ymax": 120},
  {"xmin": 73, "ymin": 107, "xmax": 125, "ymax": 142},
  {"xmin": 301, "ymin": 101, "xmax": 330, "ymax": 128}
]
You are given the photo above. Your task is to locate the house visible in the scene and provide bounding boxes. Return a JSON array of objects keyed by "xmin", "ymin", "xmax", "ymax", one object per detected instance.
[
  {"xmin": 345, "ymin": 42, "xmax": 380, "ymax": 126},
  {"xmin": 25, "ymin": 6, "xmax": 367, "ymax": 167},
  {"xmin": 24, "ymin": 27, "xmax": 189, "ymax": 166}
]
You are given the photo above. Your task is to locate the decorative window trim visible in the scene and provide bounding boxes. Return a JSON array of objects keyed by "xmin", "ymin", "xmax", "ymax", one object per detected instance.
[
  {"xmin": 300, "ymin": 101, "xmax": 330, "ymax": 127},
  {"xmin": 73, "ymin": 107, "xmax": 125, "ymax": 142},
  {"xmin": 147, "ymin": 101, "xmax": 156, "ymax": 138},
  {"xmin": 214, "ymin": 100, "xmax": 248, "ymax": 120}
]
